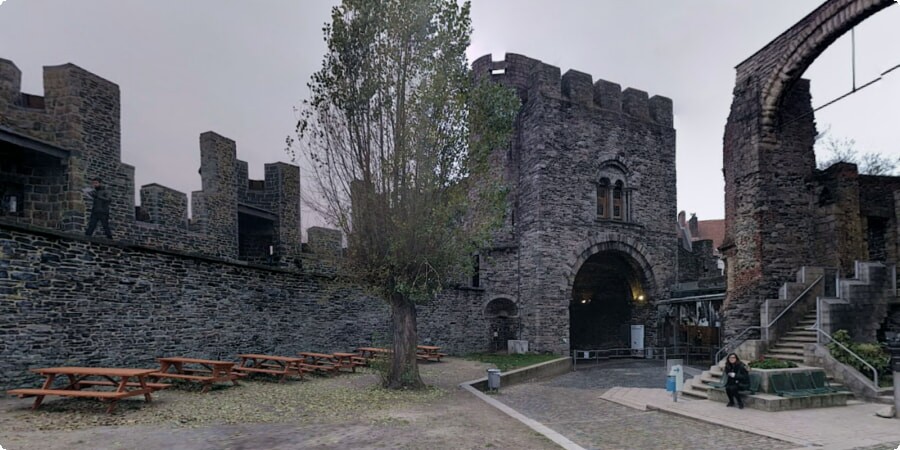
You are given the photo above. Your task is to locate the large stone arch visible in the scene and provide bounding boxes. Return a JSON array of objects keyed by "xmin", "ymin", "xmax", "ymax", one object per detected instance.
[
  {"xmin": 562, "ymin": 236, "xmax": 658, "ymax": 301},
  {"xmin": 722, "ymin": 0, "xmax": 896, "ymax": 341},
  {"xmin": 562, "ymin": 237, "xmax": 659, "ymax": 350},
  {"xmin": 759, "ymin": 0, "xmax": 895, "ymax": 139}
]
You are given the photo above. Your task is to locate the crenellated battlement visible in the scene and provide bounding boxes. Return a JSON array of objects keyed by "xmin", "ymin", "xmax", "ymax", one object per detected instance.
[
  {"xmin": 0, "ymin": 57, "xmax": 317, "ymax": 266},
  {"xmin": 472, "ymin": 53, "xmax": 673, "ymax": 127}
]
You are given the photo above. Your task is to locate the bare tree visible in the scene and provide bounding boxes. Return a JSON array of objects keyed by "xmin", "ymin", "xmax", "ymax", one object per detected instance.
[
  {"xmin": 288, "ymin": 0, "xmax": 519, "ymax": 389},
  {"xmin": 816, "ymin": 129, "xmax": 899, "ymax": 176}
]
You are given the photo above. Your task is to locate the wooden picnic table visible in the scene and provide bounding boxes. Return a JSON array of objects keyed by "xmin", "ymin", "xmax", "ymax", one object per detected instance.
[
  {"xmin": 6, "ymin": 367, "xmax": 168, "ymax": 413},
  {"xmin": 416, "ymin": 345, "xmax": 446, "ymax": 362},
  {"xmin": 356, "ymin": 347, "xmax": 391, "ymax": 361},
  {"xmin": 298, "ymin": 352, "xmax": 340, "ymax": 375},
  {"xmin": 233, "ymin": 354, "xmax": 305, "ymax": 382},
  {"xmin": 150, "ymin": 357, "xmax": 243, "ymax": 393},
  {"xmin": 333, "ymin": 352, "xmax": 366, "ymax": 371}
]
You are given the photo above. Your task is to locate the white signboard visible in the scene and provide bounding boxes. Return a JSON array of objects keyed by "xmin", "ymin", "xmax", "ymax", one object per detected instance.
[{"xmin": 630, "ymin": 325, "xmax": 644, "ymax": 350}]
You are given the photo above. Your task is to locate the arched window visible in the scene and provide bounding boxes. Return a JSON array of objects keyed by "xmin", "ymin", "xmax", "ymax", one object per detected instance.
[
  {"xmin": 597, "ymin": 178, "xmax": 610, "ymax": 219},
  {"xmin": 612, "ymin": 181, "xmax": 624, "ymax": 220}
]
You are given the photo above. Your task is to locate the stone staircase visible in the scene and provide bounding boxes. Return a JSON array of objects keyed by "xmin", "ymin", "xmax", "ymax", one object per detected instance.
[
  {"xmin": 681, "ymin": 363, "xmax": 722, "ymax": 400},
  {"xmin": 763, "ymin": 311, "xmax": 817, "ymax": 364}
]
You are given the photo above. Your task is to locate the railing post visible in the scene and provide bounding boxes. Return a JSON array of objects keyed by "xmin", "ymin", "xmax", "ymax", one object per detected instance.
[
  {"xmin": 764, "ymin": 300, "xmax": 769, "ymax": 342},
  {"xmin": 816, "ymin": 297, "xmax": 823, "ymax": 345},
  {"xmin": 889, "ymin": 341, "xmax": 900, "ymax": 418}
]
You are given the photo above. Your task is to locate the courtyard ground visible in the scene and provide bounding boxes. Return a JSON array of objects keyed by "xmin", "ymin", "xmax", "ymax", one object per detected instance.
[
  {"xmin": 0, "ymin": 359, "xmax": 556, "ymax": 450},
  {"xmin": 1, "ymin": 358, "xmax": 897, "ymax": 449}
]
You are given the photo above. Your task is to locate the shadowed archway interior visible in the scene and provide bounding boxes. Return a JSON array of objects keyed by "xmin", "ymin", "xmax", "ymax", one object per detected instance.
[{"xmin": 570, "ymin": 250, "xmax": 646, "ymax": 350}]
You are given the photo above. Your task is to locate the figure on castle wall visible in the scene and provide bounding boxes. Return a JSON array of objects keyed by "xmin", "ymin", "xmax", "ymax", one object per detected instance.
[{"xmin": 84, "ymin": 177, "xmax": 113, "ymax": 239}]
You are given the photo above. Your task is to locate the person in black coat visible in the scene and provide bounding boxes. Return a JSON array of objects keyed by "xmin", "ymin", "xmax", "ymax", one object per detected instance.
[
  {"xmin": 724, "ymin": 352, "xmax": 749, "ymax": 409},
  {"xmin": 85, "ymin": 177, "xmax": 113, "ymax": 239}
]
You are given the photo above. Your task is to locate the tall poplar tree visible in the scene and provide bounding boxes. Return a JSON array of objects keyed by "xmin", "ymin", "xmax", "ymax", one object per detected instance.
[{"xmin": 291, "ymin": 0, "xmax": 519, "ymax": 388}]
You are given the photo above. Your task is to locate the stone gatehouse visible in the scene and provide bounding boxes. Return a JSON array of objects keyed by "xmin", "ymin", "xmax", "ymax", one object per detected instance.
[{"xmin": 456, "ymin": 54, "xmax": 677, "ymax": 354}]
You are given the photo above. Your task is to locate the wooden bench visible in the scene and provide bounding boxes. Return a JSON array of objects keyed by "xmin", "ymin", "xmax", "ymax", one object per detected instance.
[
  {"xmin": 298, "ymin": 352, "xmax": 343, "ymax": 376},
  {"xmin": 7, "ymin": 367, "xmax": 159, "ymax": 413},
  {"xmin": 333, "ymin": 352, "xmax": 364, "ymax": 372},
  {"xmin": 73, "ymin": 380, "xmax": 172, "ymax": 390},
  {"xmin": 416, "ymin": 346, "xmax": 445, "ymax": 362},
  {"xmin": 234, "ymin": 354, "xmax": 305, "ymax": 382},
  {"xmin": 151, "ymin": 357, "xmax": 243, "ymax": 393},
  {"xmin": 8, "ymin": 389, "xmax": 132, "ymax": 399}
]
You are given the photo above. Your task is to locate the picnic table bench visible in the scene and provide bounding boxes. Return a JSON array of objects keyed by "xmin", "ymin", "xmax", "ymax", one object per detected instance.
[
  {"xmin": 298, "ymin": 352, "xmax": 341, "ymax": 375},
  {"xmin": 416, "ymin": 345, "xmax": 446, "ymax": 362},
  {"xmin": 150, "ymin": 357, "xmax": 243, "ymax": 393},
  {"xmin": 356, "ymin": 347, "xmax": 391, "ymax": 364},
  {"xmin": 332, "ymin": 352, "xmax": 365, "ymax": 372},
  {"xmin": 7, "ymin": 367, "xmax": 167, "ymax": 413},
  {"xmin": 233, "ymin": 354, "xmax": 305, "ymax": 382}
]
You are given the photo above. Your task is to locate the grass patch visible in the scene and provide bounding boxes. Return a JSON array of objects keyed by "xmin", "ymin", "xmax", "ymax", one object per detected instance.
[{"xmin": 464, "ymin": 353, "xmax": 560, "ymax": 371}]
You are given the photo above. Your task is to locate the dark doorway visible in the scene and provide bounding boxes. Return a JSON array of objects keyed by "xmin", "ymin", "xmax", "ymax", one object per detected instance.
[
  {"xmin": 570, "ymin": 251, "xmax": 645, "ymax": 350},
  {"xmin": 238, "ymin": 212, "xmax": 276, "ymax": 263},
  {"xmin": 485, "ymin": 298, "xmax": 519, "ymax": 352},
  {"xmin": 866, "ymin": 216, "xmax": 888, "ymax": 262}
]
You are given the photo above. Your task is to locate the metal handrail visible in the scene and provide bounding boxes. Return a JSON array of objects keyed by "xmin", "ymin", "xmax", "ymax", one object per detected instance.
[
  {"xmin": 764, "ymin": 275, "xmax": 823, "ymax": 341},
  {"xmin": 714, "ymin": 326, "xmax": 760, "ymax": 363},
  {"xmin": 811, "ymin": 325, "xmax": 879, "ymax": 388}
]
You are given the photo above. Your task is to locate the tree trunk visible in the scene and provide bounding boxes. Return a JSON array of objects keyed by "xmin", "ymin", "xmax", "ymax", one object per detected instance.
[{"xmin": 386, "ymin": 293, "xmax": 424, "ymax": 389}]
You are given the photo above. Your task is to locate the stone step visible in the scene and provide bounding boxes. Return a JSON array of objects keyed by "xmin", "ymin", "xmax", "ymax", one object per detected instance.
[
  {"xmin": 766, "ymin": 346, "xmax": 804, "ymax": 355},
  {"xmin": 763, "ymin": 353, "xmax": 805, "ymax": 363},
  {"xmin": 681, "ymin": 382, "xmax": 709, "ymax": 400},
  {"xmin": 784, "ymin": 331, "xmax": 817, "ymax": 338},
  {"xmin": 780, "ymin": 336, "xmax": 817, "ymax": 343},
  {"xmin": 772, "ymin": 341, "xmax": 807, "ymax": 349}
]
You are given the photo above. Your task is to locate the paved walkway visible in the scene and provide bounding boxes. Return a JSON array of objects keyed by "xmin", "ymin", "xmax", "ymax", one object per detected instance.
[
  {"xmin": 491, "ymin": 360, "xmax": 899, "ymax": 450},
  {"xmin": 602, "ymin": 387, "xmax": 899, "ymax": 450}
]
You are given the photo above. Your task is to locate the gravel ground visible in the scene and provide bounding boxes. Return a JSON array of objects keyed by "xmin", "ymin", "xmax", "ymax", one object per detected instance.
[{"xmin": 0, "ymin": 359, "xmax": 556, "ymax": 450}]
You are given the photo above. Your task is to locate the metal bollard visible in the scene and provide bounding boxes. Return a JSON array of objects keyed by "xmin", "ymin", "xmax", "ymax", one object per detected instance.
[{"xmin": 889, "ymin": 340, "xmax": 900, "ymax": 418}]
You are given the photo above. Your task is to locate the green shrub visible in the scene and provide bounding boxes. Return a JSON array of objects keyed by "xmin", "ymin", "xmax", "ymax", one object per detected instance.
[
  {"xmin": 749, "ymin": 358, "xmax": 797, "ymax": 369},
  {"xmin": 827, "ymin": 329, "xmax": 890, "ymax": 384}
]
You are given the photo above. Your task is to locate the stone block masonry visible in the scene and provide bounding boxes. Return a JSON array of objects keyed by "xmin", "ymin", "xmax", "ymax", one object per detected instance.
[
  {"xmin": 471, "ymin": 53, "xmax": 676, "ymax": 353},
  {"xmin": 0, "ymin": 222, "xmax": 495, "ymax": 389}
]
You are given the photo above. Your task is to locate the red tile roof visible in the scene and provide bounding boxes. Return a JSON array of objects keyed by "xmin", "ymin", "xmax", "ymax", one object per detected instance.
[{"xmin": 693, "ymin": 219, "xmax": 725, "ymax": 251}]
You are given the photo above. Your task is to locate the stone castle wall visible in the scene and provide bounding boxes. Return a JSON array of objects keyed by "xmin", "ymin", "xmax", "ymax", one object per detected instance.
[{"xmin": 0, "ymin": 222, "xmax": 493, "ymax": 389}]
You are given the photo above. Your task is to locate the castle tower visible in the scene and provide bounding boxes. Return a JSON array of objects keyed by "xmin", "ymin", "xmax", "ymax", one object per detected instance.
[{"xmin": 469, "ymin": 54, "xmax": 676, "ymax": 353}]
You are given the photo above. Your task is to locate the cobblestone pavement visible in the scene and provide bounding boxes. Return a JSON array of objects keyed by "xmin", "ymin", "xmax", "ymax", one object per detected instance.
[{"xmin": 496, "ymin": 360, "xmax": 794, "ymax": 450}]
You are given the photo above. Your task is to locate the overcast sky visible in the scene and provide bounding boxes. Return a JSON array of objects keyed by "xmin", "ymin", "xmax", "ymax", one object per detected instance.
[{"xmin": 1, "ymin": 0, "xmax": 898, "ymax": 231}]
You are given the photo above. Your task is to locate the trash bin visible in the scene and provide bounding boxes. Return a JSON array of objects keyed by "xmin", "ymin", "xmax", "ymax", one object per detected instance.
[
  {"xmin": 666, "ymin": 375, "xmax": 676, "ymax": 392},
  {"xmin": 487, "ymin": 368, "xmax": 501, "ymax": 391}
]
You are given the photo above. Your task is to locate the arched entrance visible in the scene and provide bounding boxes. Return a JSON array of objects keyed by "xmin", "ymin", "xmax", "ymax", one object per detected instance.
[
  {"xmin": 484, "ymin": 297, "xmax": 520, "ymax": 352},
  {"xmin": 569, "ymin": 250, "xmax": 648, "ymax": 350}
]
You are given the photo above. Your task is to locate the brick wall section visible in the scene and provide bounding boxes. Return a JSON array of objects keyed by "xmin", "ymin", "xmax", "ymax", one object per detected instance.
[
  {"xmin": 721, "ymin": 0, "xmax": 896, "ymax": 343},
  {"xmin": 473, "ymin": 53, "xmax": 676, "ymax": 353},
  {"xmin": 307, "ymin": 226, "xmax": 342, "ymax": 257},
  {"xmin": 191, "ymin": 132, "xmax": 239, "ymax": 259},
  {"xmin": 812, "ymin": 164, "xmax": 867, "ymax": 273},
  {"xmin": 0, "ymin": 222, "xmax": 504, "ymax": 389},
  {"xmin": 139, "ymin": 183, "xmax": 188, "ymax": 229},
  {"xmin": 267, "ymin": 163, "xmax": 302, "ymax": 257},
  {"xmin": 677, "ymin": 239, "xmax": 719, "ymax": 283}
]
